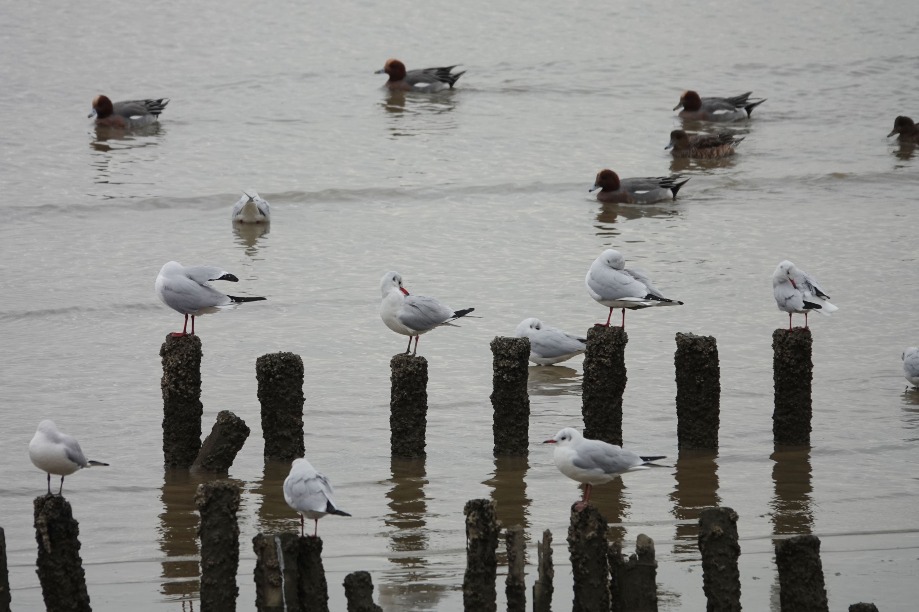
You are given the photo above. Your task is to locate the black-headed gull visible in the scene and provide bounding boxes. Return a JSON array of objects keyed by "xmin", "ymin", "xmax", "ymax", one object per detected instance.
[
  {"xmin": 283, "ymin": 458, "xmax": 351, "ymax": 538},
  {"xmin": 544, "ymin": 427, "xmax": 664, "ymax": 511},
  {"xmin": 29, "ymin": 420, "xmax": 108, "ymax": 495},
  {"xmin": 155, "ymin": 261, "xmax": 266, "ymax": 336},
  {"xmin": 231, "ymin": 191, "xmax": 271, "ymax": 224},
  {"xmin": 514, "ymin": 318, "xmax": 586, "ymax": 365},
  {"xmin": 772, "ymin": 260, "xmax": 838, "ymax": 330},
  {"xmin": 585, "ymin": 249, "xmax": 683, "ymax": 328},
  {"xmin": 379, "ymin": 271, "xmax": 474, "ymax": 355},
  {"xmin": 903, "ymin": 348, "xmax": 919, "ymax": 387}
]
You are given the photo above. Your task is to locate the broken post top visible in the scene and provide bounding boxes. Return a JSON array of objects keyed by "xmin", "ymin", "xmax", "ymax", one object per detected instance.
[{"xmin": 490, "ymin": 336, "xmax": 530, "ymax": 360}]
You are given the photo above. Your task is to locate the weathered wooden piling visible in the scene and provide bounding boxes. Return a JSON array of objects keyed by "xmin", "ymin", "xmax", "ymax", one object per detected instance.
[
  {"xmin": 674, "ymin": 333, "xmax": 720, "ymax": 449},
  {"xmin": 298, "ymin": 536, "xmax": 330, "ymax": 612},
  {"xmin": 192, "ymin": 411, "xmax": 250, "ymax": 472},
  {"xmin": 775, "ymin": 534, "xmax": 828, "ymax": 612},
  {"xmin": 532, "ymin": 530, "xmax": 554, "ymax": 612},
  {"xmin": 0, "ymin": 527, "xmax": 11, "ymax": 612},
  {"xmin": 161, "ymin": 334, "xmax": 204, "ymax": 468},
  {"xmin": 196, "ymin": 481, "xmax": 241, "ymax": 612},
  {"xmin": 463, "ymin": 499, "xmax": 499, "ymax": 612},
  {"xmin": 490, "ymin": 337, "xmax": 530, "ymax": 456},
  {"xmin": 252, "ymin": 532, "xmax": 300, "ymax": 612},
  {"xmin": 772, "ymin": 328, "xmax": 813, "ymax": 446},
  {"xmin": 33, "ymin": 495, "xmax": 91, "ymax": 612},
  {"xmin": 582, "ymin": 325, "xmax": 627, "ymax": 445},
  {"xmin": 505, "ymin": 526, "xmax": 526, "ymax": 612},
  {"xmin": 609, "ymin": 534, "xmax": 658, "ymax": 612},
  {"xmin": 568, "ymin": 504, "xmax": 610, "ymax": 611},
  {"xmin": 343, "ymin": 571, "xmax": 383, "ymax": 612},
  {"xmin": 848, "ymin": 604, "xmax": 879, "ymax": 612},
  {"xmin": 390, "ymin": 353, "xmax": 428, "ymax": 458},
  {"xmin": 256, "ymin": 352, "xmax": 305, "ymax": 461},
  {"xmin": 698, "ymin": 507, "xmax": 741, "ymax": 612}
]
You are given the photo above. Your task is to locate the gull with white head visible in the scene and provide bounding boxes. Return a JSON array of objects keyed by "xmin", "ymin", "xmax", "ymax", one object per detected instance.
[
  {"xmin": 29, "ymin": 420, "xmax": 109, "ymax": 495},
  {"xmin": 231, "ymin": 191, "xmax": 271, "ymax": 224},
  {"xmin": 283, "ymin": 458, "xmax": 351, "ymax": 537},
  {"xmin": 514, "ymin": 318, "xmax": 586, "ymax": 365},
  {"xmin": 772, "ymin": 260, "xmax": 837, "ymax": 330},
  {"xmin": 585, "ymin": 249, "xmax": 682, "ymax": 328}
]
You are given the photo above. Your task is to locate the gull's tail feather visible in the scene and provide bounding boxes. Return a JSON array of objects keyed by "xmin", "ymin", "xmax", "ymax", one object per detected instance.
[
  {"xmin": 451, "ymin": 307, "xmax": 475, "ymax": 320},
  {"xmin": 88, "ymin": 460, "xmax": 109, "ymax": 467},
  {"xmin": 640, "ymin": 455, "xmax": 666, "ymax": 463},
  {"xmin": 228, "ymin": 295, "xmax": 267, "ymax": 304}
]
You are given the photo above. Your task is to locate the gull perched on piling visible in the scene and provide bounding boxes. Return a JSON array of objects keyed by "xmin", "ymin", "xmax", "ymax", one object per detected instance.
[
  {"xmin": 514, "ymin": 318, "xmax": 586, "ymax": 365},
  {"xmin": 772, "ymin": 260, "xmax": 837, "ymax": 330},
  {"xmin": 903, "ymin": 347, "xmax": 919, "ymax": 387},
  {"xmin": 231, "ymin": 191, "xmax": 271, "ymax": 224},
  {"xmin": 585, "ymin": 249, "xmax": 683, "ymax": 328},
  {"xmin": 29, "ymin": 420, "xmax": 108, "ymax": 495},
  {"xmin": 379, "ymin": 271, "xmax": 474, "ymax": 355},
  {"xmin": 283, "ymin": 458, "xmax": 351, "ymax": 537},
  {"xmin": 155, "ymin": 261, "xmax": 266, "ymax": 336},
  {"xmin": 544, "ymin": 427, "xmax": 664, "ymax": 511}
]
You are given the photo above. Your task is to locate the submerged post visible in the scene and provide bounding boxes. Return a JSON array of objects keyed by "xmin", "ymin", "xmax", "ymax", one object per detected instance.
[
  {"xmin": 298, "ymin": 536, "xmax": 330, "ymax": 612},
  {"xmin": 568, "ymin": 505, "xmax": 610, "ymax": 611},
  {"xmin": 490, "ymin": 337, "xmax": 530, "ymax": 456},
  {"xmin": 196, "ymin": 481, "xmax": 241, "ymax": 612},
  {"xmin": 609, "ymin": 534, "xmax": 658, "ymax": 612},
  {"xmin": 343, "ymin": 571, "xmax": 383, "ymax": 612},
  {"xmin": 772, "ymin": 329, "xmax": 813, "ymax": 446},
  {"xmin": 582, "ymin": 326, "xmax": 627, "ymax": 445},
  {"xmin": 532, "ymin": 530, "xmax": 554, "ymax": 612},
  {"xmin": 161, "ymin": 334, "xmax": 203, "ymax": 468},
  {"xmin": 775, "ymin": 534, "xmax": 828, "ymax": 612},
  {"xmin": 505, "ymin": 526, "xmax": 526, "ymax": 612},
  {"xmin": 256, "ymin": 352, "xmax": 305, "ymax": 461},
  {"xmin": 252, "ymin": 532, "xmax": 300, "ymax": 612},
  {"xmin": 674, "ymin": 333, "xmax": 720, "ymax": 449},
  {"xmin": 390, "ymin": 354, "xmax": 428, "ymax": 458},
  {"xmin": 1, "ymin": 527, "xmax": 11, "ymax": 612},
  {"xmin": 849, "ymin": 604, "xmax": 879, "ymax": 612},
  {"xmin": 192, "ymin": 411, "xmax": 250, "ymax": 472},
  {"xmin": 463, "ymin": 499, "xmax": 499, "ymax": 612},
  {"xmin": 33, "ymin": 495, "xmax": 91, "ymax": 612},
  {"xmin": 698, "ymin": 507, "xmax": 741, "ymax": 612}
]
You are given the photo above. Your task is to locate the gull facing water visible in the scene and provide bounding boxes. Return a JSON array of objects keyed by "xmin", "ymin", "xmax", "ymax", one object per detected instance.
[
  {"xmin": 29, "ymin": 420, "xmax": 108, "ymax": 495},
  {"xmin": 514, "ymin": 318, "xmax": 586, "ymax": 365},
  {"xmin": 585, "ymin": 249, "xmax": 682, "ymax": 328},
  {"xmin": 231, "ymin": 191, "xmax": 271, "ymax": 224},
  {"xmin": 903, "ymin": 347, "xmax": 919, "ymax": 387},
  {"xmin": 283, "ymin": 458, "xmax": 351, "ymax": 537},
  {"xmin": 772, "ymin": 260, "xmax": 838, "ymax": 330}
]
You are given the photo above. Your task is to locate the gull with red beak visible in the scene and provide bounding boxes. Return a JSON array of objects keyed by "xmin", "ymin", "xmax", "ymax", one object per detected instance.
[{"xmin": 772, "ymin": 260, "xmax": 837, "ymax": 330}]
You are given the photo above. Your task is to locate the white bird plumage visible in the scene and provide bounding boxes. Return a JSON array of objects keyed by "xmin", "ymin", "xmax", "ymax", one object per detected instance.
[
  {"xmin": 903, "ymin": 347, "xmax": 919, "ymax": 387},
  {"xmin": 772, "ymin": 260, "xmax": 837, "ymax": 330},
  {"xmin": 231, "ymin": 191, "xmax": 271, "ymax": 224},
  {"xmin": 283, "ymin": 458, "xmax": 351, "ymax": 537},
  {"xmin": 585, "ymin": 249, "xmax": 682, "ymax": 328},
  {"xmin": 514, "ymin": 318, "xmax": 586, "ymax": 365},
  {"xmin": 29, "ymin": 420, "xmax": 108, "ymax": 495}
]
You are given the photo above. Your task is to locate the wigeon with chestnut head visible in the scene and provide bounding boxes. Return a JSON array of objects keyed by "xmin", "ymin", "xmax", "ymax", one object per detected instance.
[
  {"xmin": 589, "ymin": 169, "xmax": 689, "ymax": 204},
  {"xmin": 887, "ymin": 116, "xmax": 919, "ymax": 143},
  {"xmin": 666, "ymin": 129, "xmax": 744, "ymax": 159},
  {"xmin": 375, "ymin": 59, "xmax": 465, "ymax": 93},
  {"xmin": 89, "ymin": 95, "xmax": 169, "ymax": 129},
  {"xmin": 673, "ymin": 90, "xmax": 765, "ymax": 122}
]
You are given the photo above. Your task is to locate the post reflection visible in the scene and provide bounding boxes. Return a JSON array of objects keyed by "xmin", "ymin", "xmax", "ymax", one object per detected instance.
[
  {"xmin": 232, "ymin": 222, "xmax": 270, "ymax": 259},
  {"xmin": 253, "ymin": 459, "xmax": 296, "ymax": 533},
  {"xmin": 158, "ymin": 469, "xmax": 205, "ymax": 605},
  {"xmin": 588, "ymin": 478, "xmax": 629, "ymax": 543},
  {"xmin": 769, "ymin": 447, "xmax": 814, "ymax": 535},
  {"xmin": 669, "ymin": 450, "xmax": 720, "ymax": 555},
  {"xmin": 483, "ymin": 455, "xmax": 531, "ymax": 533},
  {"xmin": 526, "ymin": 365, "xmax": 582, "ymax": 397}
]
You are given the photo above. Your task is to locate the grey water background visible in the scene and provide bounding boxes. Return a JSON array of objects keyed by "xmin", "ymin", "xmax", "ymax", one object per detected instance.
[{"xmin": 1, "ymin": 0, "xmax": 918, "ymax": 609}]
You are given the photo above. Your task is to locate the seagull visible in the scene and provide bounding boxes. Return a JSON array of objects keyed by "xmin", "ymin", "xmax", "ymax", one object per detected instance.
[
  {"xmin": 514, "ymin": 318, "xmax": 587, "ymax": 365},
  {"xmin": 903, "ymin": 347, "xmax": 919, "ymax": 387},
  {"xmin": 29, "ymin": 420, "xmax": 109, "ymax": 495},
  {"xmin": 283, "ymin": 458, "xmax": 351, "ymax": 537},
  {"xmin": 379, "ymin": 271, "xmax": 474, "ymax": 355},
  {"xmin": 544, "ymin": 427, "xmax": 664, "ymax": 511},
  {"xmin": 155, "ymin": 261, "xmax": 266, "ymax": 336},
  {"xmin": 231, "ymin": 191, "xmax": 271, "ymax": 224},
  {"xmin": 585, "ymin": 249, "xmax": 683, "ymax": 328},
  {"xmin": 772, "ymin": 260, "xmax": 837, "ymax": 330}
]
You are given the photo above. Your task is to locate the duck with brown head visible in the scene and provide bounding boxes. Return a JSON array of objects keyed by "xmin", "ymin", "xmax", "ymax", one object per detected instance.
[
  {"xmin": 590, "ymin": 169, "xmax": 689, "ymax": 204},
  {"xmin": 375, "ymin": 58, "xmax": 465, "ymax": 93},
  {"xmin": 674, "ymin": 90, "xmax": 765, "ymax": 122},
  {"xmin": 89, "ymin": 94, "xmax": 169, "ymax": 129}
]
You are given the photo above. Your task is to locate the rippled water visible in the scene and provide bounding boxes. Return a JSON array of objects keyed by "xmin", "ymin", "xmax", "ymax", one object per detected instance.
[{"xmin": 1, "ymin": 0, "xmax": 918, "ymax": 610}]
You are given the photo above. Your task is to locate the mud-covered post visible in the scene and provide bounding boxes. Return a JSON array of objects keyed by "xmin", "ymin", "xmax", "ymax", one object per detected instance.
[
  {"xmin": 390, "ymin": 353, "xmax": 428, "ymax": 458},
  {"xmin": 772, "ymin": 329, "xmax": 813, "ymax": 446},
  {"xmin": 252, "ymin": 533, "xmax": 300, "ymax": 611},
  {"xmin": 532, "ymin": 530, "xmax": 554, "ymax": 612},
  {"xmin": 0, "ymin": 527, "xmax": 11, "ymax": 612},
  {"xmin": 568, "ymin": 504, "xmax": 610, "ymax": 611},
  {"xmin": 582, "ymin": 326, "xmax": 627, "ymax": 445},
  {"xmin": 343, "ymin": 571, "xmax": 383, "ymax": 612},
  {"xmin": 256, "ymin": 352, "xmax": 305, "ymax": 461},
  {"xmin": 463, "ymin": 499, "xmax": 499, "ymax": 612},
  {"xmin": 33, "ymin": 495, "xmax": 91, "ymax": 612},
  {"xmin": 161, "ymin": 334, "xmax": 203, "ymax": 468},
  {"xmin": 698, "ymin": 507, "xmax": 741, "ymax": 612},
  {"xmin": 775, "ymin": 534, "xmax": 828, "ymax": 612},
  {"xmin": 298, "ymin": 536, "xmax": 330, "ymax": 612},
  {"xmin": 609, "ymin": 534, "xmax": 657, "ymax": 612},
  {"xmin": 196, "ymin": 481, "xmax": 240, "ymax": 611},
  {"xmin": 674, "ymin": 333, "xmax": 720, "ymax": 449},
  {"xmin": 192, "ymin": 411, "xmax": 250, "ymax": 472},
  {"xmin": 505, "ymin": 525, "xmax": 526, "ymax": 612},
  {"xmin": 490, "ymin": 337, "xmax": 530, "ymax": 456},
  {"xmin": 849, "ymin": 604, "xmax": 879, "ymax": 612}
]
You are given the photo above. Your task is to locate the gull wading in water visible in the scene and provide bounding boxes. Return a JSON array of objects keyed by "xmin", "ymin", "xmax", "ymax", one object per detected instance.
[
  {"xmin": 585, "ymin": 249, "xmax": 683, "ymax": 328},
  {"xmin": 380, "ymin": 271, "xmax": 474, "ymax": 355},
  {"xmin": 156, "ymin": 261, "xmax": 266, "ymax": 336},
  {"xmin": 231, "ymin": 191, "xmax": 271, "ymax": 224},
  {"xmin": 545, "ymin": 427, "xmax": 664, "ymax": 511},
  {"xmin": 772, "ymin": 260, "xmax": 837, "ymax": 330},
  {"xmin": 29, "ymin": 420, "xmax": 109, "ymax": 495},
  {"xmin": 514, "ymin": 318, "xmax": 586, "ymax": 365},
  {"xmin": 283, "ymin": 458, "xmax": 351, "ymax": 537},
  {"xmin": 903, "ymin": 347, "xmax": 919, "ymax": 387}
]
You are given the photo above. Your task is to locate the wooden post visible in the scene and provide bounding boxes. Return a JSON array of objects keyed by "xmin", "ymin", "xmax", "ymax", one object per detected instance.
[
  {"xmin": 582, "ymin": 326, "xmax": 627, "ymax": 445},
  {"xmin": 33, "ymin": 495, "xmax": 91, "ymax": 612},
  {"xmin": 698, "ymin": 507, "xmax": 741, "ymax": 612},
  {"xmin": 298, "ymin": 536, "xmax": 330, "ymax": 612},
  {"xmin": 532, "ymin": 530, "xmax": 554, "ymax": 612},
  {"xmin": 505, "ymin": 526, "xmax": 526, "ymax": 612},
  {"xmin": 772, "ymin": 328, "xmax": 813, "ymax": 446},
  {"xmin": 463, "ymin": 499, "xmax": 499, "ymax": 612},
  {"xmin": 390, "ymin": 354, "xmax": 428, "ymax": 458},
  {"xmin": 490, "ymin": 337, "xmax": 530, "ymax": 456},
  {"xmin": 343, "ymin": 571, "xmax": 383, "ymax": 612},
  {"xmin": 252, "ymin": 533, "xmax": 300, "ymax": 612},
  {"xmin": 0, "ymin": 527, "xmax": 11, "ymax": 612},
  {"xmin": 568, "ymin": 504, "xmax": 610, "ymax": 611},
  {"xmin": 161, "ymin": 334, "xmax": 203, "ymax": 468},
  {"xmin": 674, "ymin": 333, "xmax": 720, "ymax": 449},
  {"xmin": 256, "ymin": 352, "xmax": 305, "ymax": 461},
  {"xmin": 196, "ymin": 481, "xmax": 241, "ymax": 611},
  {"xmin": 192, "ymin": 411, "xmax": 250, "ymax": 472},
  {"xmin": 775, "ymin": 535, "xmax": 829, "ymax": 612},
  {"xmin": 609, "ymin": 534, "xmax": 658, "ymax": 612}
]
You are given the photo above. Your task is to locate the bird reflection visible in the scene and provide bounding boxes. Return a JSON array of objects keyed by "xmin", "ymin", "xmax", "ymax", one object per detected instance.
[
  {"xmin": 669, "ymin": 154, "xmax": 737, "ymax": 174},
  {"xmin": 253, "ymin": 459, "xmax": 296, "ymax": 533},
  {"xmin": 586, "ymin": 478, "xmax": 630, "ymax": 543},
  {"xmin": 526, "ymin": 365, "xmax": 582, "ymax": 397},
  {"xmin": 379, "ymin": 91, "xmax": 459, "ymax": 139},
  {"xmin": 158, "ymin": 469, "xmax": 207, "ymax": 604},
  {"xmin": 769, "ymin": 448, "xmax": 814, "ymax": 535},
  {"xmin": 89, "ymin": 124, "xmax": 165, "ymax": 185},
  {"xmin": 233, "ymin": 222, "xmax": 270, "ymax": 258},
  {"xmin": 893, "ymin": 142, "xmax": 916, "ymax": 161},
  {"xmin": 668, "ymin": 450, "xmax": 720, "ymax": 555},
  {"xmin": 899, "ymin": 390, "xmax": 919, "ymax": 441},
  {"xmin": 594, "ymin": 201, "xmax": 679, "ymax": 235}
]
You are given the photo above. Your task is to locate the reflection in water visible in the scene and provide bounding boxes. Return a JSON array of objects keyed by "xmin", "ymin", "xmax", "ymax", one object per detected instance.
[
  {"xmin": 158, "ymin": 470, "xmax": 207, "ymax": 604},
  {"xmin": 253, "ymin": 459, "xmax": 297, "ymax": 533},
  {"xmin": 769, "ymin": 448, "xmax": 814, "ymax": 536},
  {"xmin": 594, "ymin": 201, "xmax": 680, "ymax": 236},
  {"xmin": 669, "ymin": 154, "xmax": 738, "ymax": 174},
  {"xmin": 893, "ymin": 142, "xmax": 916, "ymax": 161},
  {"xmin": 233, "ymin": 222, "xmax": 270, "ymax": 258},
  {"xmin": 378, "ymin": 91, "xmax": 459, "ymax": 139},
  {"xmin": 89, "ymin": 124, "xmax": 166, "ymax": 184},
  {"xmin": 669, "ymin": 450, "xmax": 720, "ymax": 555},
  {"xmin": 588, "ymin": 478, "xmax": 630, "ymax": 543},
  {"xmin": 526, "ymin": 365, "xmax": 582, "ymax": 397},
  {"xmin": 899, "ymin": 389, "xmax": 919, "ymax": 441},
  {"xmin": 483, "ymin": 455, "xmax": 531, "ymax": 533}
]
